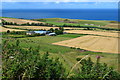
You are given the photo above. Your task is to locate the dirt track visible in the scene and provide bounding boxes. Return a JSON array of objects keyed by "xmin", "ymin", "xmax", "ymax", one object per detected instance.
[{"xmin": 53, "ymin": 35, "xmax": 119, "ymax": 54}]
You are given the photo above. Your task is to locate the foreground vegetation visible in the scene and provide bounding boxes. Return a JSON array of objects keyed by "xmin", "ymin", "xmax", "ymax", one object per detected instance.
[{"xmin": 2, "ymin": 39, "xmax": 120, "ymax": 79}]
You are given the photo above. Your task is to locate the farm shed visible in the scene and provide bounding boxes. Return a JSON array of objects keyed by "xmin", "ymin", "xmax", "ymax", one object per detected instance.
[
  {"xmin": 26, "ymin": 31, "xmax": 35, "ymax": 35},
  {"xmin": 47, "ymin": 33, "xmax": 56, "ymax": 36},
  {"xmin": 26, "ymin": 31, "xmax": 50, "ymax": 35}
]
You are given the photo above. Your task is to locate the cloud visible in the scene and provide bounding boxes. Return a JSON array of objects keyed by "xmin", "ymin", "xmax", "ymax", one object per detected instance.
[
  {"xmin": 2, "ymin": 0, "xmax": 119, "ymax": 2},
  {"xmin": 55, "ymin": 1, "xmax": 60, "ymax": 4}
]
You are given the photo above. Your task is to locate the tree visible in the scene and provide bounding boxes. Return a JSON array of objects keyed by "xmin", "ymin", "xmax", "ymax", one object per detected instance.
[
  {"xmin": 7, "ymin": 30, "xmax": 10, "ymax": 33},
  {"xmin": 64, "ymin": 19, "xmax": 69, "ymax": 22},
  {"xmin": 59, "ymin": 27, "xmax": 64, "ymax": 31},
  {"xmin": 26, "ymin": 22, "xmax": 30, "ymax": 26},
  {"xmin": 49, "ymin": 28, "xmax": 54, "ymax": 32}
]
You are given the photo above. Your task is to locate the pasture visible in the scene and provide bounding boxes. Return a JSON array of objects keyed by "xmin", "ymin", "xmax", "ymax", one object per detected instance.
[{"xmin": 34, "ymin": 18, "xmax": 111, "ymax": 26}]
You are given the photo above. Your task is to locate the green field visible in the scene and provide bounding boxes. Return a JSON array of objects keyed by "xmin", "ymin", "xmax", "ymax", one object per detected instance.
[
  {"xmin": 3, "ymin": 33, "xmax": 118, "ymax": 73},
  {"xmin": 33, "ymin": 18, "xmax": 112, "ymax": 26}
]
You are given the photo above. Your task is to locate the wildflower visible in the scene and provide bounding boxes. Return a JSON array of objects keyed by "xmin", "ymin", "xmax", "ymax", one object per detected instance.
[
  {"xmin": 96, "ymin": 56, "xmax": 101, "ymax": 64},
  {"xmin": 9, "ymin": 56, "xmax": 14, "ymax": 59},
  {"xmin": 96, "ymin": 56, "xmax": 101, "ymax": 59}
]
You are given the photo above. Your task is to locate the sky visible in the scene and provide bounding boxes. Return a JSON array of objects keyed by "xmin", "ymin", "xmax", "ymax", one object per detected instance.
[
  {"xmin": 2, "ymin": 0, "xmax": 119, "ymax": 9},
  {"xmin": 2, "ymin": 0, "xmax": 120, "ymax": 2},
  {"xmin": 2, "ymin": 2, "xmax": 118, "ymax": 9}
]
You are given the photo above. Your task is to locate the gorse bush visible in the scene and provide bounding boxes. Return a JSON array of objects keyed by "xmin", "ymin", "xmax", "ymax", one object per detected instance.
[
  {"xmin": 2, "ymin": 40, "xmax": 66, "ymax": 80},
  {"xmin": 68, "ymin": 56, "xmax": 120, "ymax": 80}
]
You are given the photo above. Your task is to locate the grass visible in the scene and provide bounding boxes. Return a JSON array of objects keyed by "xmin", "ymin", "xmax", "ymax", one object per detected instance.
[
  {"xmin": 3, "ymin": 33, "xmax": 118, "ymax": 73},
  {"xmin": 46, "ymin": 21, "xmax": 99, "ymax": 27},
  {"xmin": 34, "ymin": 18, "xmax": 111, "ymax": 26},
  {"xmin": 2, "ymin": 34, "xmax": 26, "ymax": 38},
  {"xmin": 57, "ymin": 33, "xmax": 87, "ymax": 38}
]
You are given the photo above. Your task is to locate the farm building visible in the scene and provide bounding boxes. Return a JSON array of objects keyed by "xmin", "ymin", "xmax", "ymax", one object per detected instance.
[
  {"xmin": 26, "ymin": 31, "xmax": 35, "ymax": 35},
  {"xmin": 47, "ymin": 33, "xmax": 56, "ymax": 36},
  {"xmin": 26, "ymin": 31, "xmax": 50, "ymax": 35},
  {"xmin": 34, "ymin": 31, "xmax": 50, "ymax": 34}
]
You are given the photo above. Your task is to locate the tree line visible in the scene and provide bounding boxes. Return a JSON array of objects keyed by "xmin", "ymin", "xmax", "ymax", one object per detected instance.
[{"xmin": 2, "ymin": 21, "xmax": 54, "ymax": 27}]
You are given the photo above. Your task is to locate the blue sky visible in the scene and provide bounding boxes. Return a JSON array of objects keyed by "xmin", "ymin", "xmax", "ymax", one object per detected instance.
[{"xmin": 2, "ymin": 2, "xmax": 118, "ymax": 9}]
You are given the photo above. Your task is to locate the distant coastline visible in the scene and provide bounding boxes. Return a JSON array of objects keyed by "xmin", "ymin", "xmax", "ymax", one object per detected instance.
[{"xmin": 2, "ymin": 9, "xmax": 118, "ymax": 21}]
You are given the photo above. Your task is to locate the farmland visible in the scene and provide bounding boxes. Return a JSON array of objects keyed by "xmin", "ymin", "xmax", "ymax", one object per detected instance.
[
  {"xmin": 53, "ymin": 35, "xmax": 119, "ymax": 54},
  {"xmin": 2, "ymin": 17, "xmax": 44, "ymax": 24},
  {"xmin": 2, "ymin": 17, "xmax": 120, "ymax": 79},
  {"xmin": 65, "ymin": 30, "xmax": 119, "ymax": 37},
  {"xmin": 4, "ymin": 25, "xmax": 83, "ymax": 31},
  {"xmin": 103, "ymin": 23, "xmax": 119, "ymax": 29},
  {"xmin": 33, "ymin": 18, "xmax": 111, "ymax": 26},
  {"xmin": 3, "ymin": 34, "xmax": 118, "ymax": 71},
  {"xmin": 0, "ymin": 26, "xmax": 26, "ymax": 32}
]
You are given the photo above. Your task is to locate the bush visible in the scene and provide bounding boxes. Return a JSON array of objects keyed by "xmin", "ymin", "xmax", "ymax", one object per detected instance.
[
  {"xmin": 2, "ymin": 40, "xmax": 66, "ymax": 79},
  {"xmin": 7, "ymin": 30, "xmax": 10, "ymax": 33},
  {"xmin": 76, "ymin": 57, "xmax": 81, "ymax": 61},
  {"xmin": 69, "ymin": 57, "xmax": 120, "ymax": 79}
]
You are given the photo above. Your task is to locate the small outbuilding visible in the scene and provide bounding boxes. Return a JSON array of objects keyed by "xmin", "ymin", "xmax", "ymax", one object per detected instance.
[
  {"xmin": 47, "ymin": 33, "xmax": 56, "ymax": 36},
  {"xmin": 26, "ymin": 31, "xmax": 35, "ymax": 35}
]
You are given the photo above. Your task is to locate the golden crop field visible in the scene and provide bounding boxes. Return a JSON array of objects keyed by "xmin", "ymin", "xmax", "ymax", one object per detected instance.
[
  {"xmin": 5, "ymin": 25, "xmax": 83, "ymax": 30},
  {"xmin": 103, "ymin": 23, "xmax": 119, "ymax": 29},
  {"xmin": 0, "ymin": 26, "xmax": 26, "ymax": 32},
  {"xmin": 2, "ymin": 18, "xmax": 44, "ymax": 24},
  {"xmin": 65, "ymin": 30, "xmax": 119, "ymax": 37},
  {"xmin": 53, "ymin": 35, "xmax": 119, "ymax": 54}
]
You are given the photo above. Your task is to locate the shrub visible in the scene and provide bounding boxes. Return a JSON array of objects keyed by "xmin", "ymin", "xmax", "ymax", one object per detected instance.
[
  {"xmin": 7, "ymin": 30, "xmax": 10, "ymax": 33},
  {"xmin": 2, "ymin": 40, "xmax": 66, "ymax": 79},
  {"xmin": 70, "ymin": 57, "xmax": 120, "ymax": 79},
  {"xmin": 76, "ymin": 57, "xmax": 81, "ymax": 61}
]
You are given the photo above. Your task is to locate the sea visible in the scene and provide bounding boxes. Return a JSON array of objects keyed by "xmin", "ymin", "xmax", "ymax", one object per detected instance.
[{"xmin": 2, "ymin": 9, "xmax": 118, "ymax": 21}]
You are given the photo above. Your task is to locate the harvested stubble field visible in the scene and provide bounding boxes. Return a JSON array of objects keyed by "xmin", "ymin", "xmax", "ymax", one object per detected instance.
[
  {"xmin": 103, "ymin": 23, "xmax": 119, "ymax": 29},
  {"xmin": 5, "ymin": 25, "xmax": 82, "ymax": 30},
  {"xmin": 2, "ymin": 18, "xmax": 44, "ymax": 24},
  {"xmin": 53, "ymin": 35, "xmax": 119, "ymax": 54},
  {"xmin": 65, "ymin": 30, "xmax": 119, "ymax": 37},
  {"xmin": 0, "ymin": 26, "xmax": 26, "ymax": 32}
]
